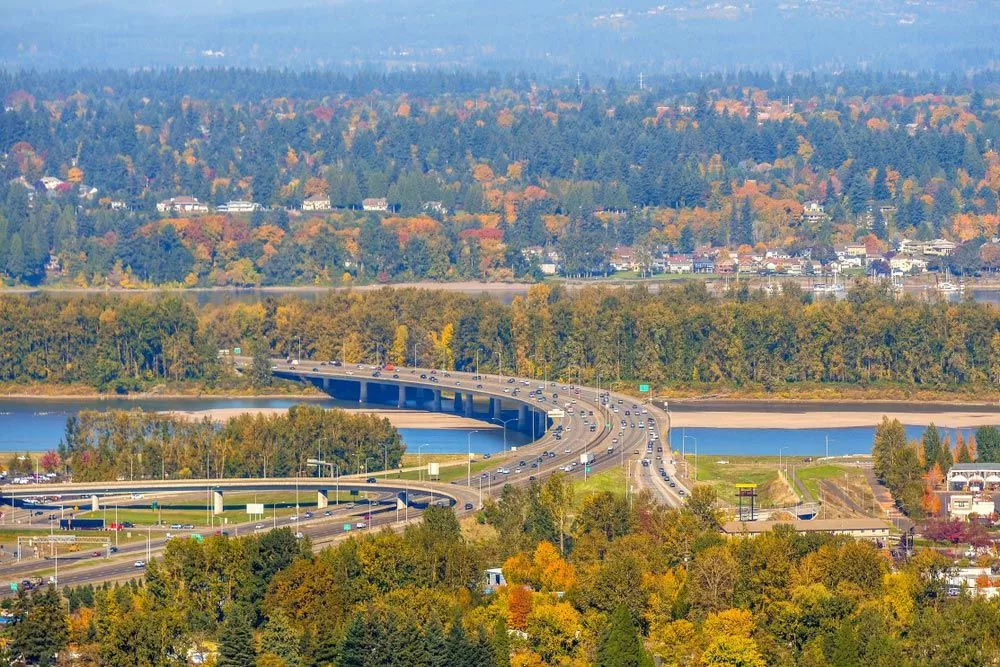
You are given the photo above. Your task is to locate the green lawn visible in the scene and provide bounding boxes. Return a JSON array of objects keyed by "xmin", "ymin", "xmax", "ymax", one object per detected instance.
[
  {"xmin": 373, "ymin": 458, "xmax": 500, "ymax": 484},
  {"xmin": 572, "ymin": 467, "xmax": 625, "ymax": 508},
  {"xmin": 75, "ymin": 490, "xmax": 362, "ymax": 528},
  {"xmin": 795, "ymin": 465, "xmax": 849, "ymax": 500},
  {"xmin": 686, "ymin": 455, "xmax": 800, "ymax": 507}
]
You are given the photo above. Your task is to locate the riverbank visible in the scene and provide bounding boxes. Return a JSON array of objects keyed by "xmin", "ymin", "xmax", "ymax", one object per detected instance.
[
  {"xmin": 670, "ymin": 409, "xmax": 1000, "ymax": 429},
  {"xmin": 163, "ymin": 407, "xmax": 496, "ymax": 430},
  {"xmin": 0, "ymin": 383, "xmax": 324, "ymax": 401}
]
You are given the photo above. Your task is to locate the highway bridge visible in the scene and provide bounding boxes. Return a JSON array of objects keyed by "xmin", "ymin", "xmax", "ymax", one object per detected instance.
[{"xmin": 0, "ymin": 360, "xmax": 690, "ymax": 586}]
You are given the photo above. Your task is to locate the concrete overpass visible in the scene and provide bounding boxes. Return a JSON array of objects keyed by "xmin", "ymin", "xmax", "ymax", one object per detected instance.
[{"xmin": 2, "ymin": 477, "xmax": 474, "ymax": 515}]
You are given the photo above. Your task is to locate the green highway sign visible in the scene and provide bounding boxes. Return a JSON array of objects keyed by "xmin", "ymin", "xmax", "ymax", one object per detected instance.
[
  {"xmin": 9, "ymin": 583, "xmax": 16, "ymax": 591},
  {"xmin": 639, "ymin": 384, "xmax": 650, "ymax": 392},
  {"xmin": 343, "ymin": 523, "xmax": 352, "ymax": 531},
  {"xmin": 585, "ymin": 466, "xmax": 591, "ymax": 473}
]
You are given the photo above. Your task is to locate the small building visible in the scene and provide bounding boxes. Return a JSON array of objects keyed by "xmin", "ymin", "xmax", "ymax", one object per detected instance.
[
  {"xmin": 666, "ymin": 255, "xmax": 693, "ymax": 274},
  {"xmin": 946, "ymin": 463, "xmax": 1000, "ymax": 493},
  {"xmin": 362, "ymin": 197, "xmax": 389, "ymax": 212},
  {"xmin": 948, "ymin": 494, "xmax": 997, "ymax": 520},
  {"xmin": 610, "ymin": 246, "xmax": 636, "ymax": 272},
  {"xmin": 801, "ymin": 201, "xmax": 826, "ymax": 225},
  {"xmin": 721, "ymin": 518, "xmax": 891, "ymax": 541},
  {"xmin": 302, "ymin": 196, "xmax": 331, "ymax": 212},
  {"xmin": 484, "ymin": 568, "xmax": 507, "ymax": 592},
  {"xmin": 217, "ymin": 200, "xmax": 262, "ymax": 213},
  {"xmin": 539, "ymin": 263, "xmax": 559, "ymax": 276},
  {"xmin": 157, "ymin": 196, "xmax": 209, "ymax": 215},
  {"xmin": 422, "ymin": 201, "xmax": 446, "ymax": 215}
]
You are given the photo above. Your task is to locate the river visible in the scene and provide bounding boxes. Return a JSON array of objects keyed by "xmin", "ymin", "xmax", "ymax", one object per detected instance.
[{"xmin": 0, "ymin": 397, "xmax": 531, "ymax": 456}]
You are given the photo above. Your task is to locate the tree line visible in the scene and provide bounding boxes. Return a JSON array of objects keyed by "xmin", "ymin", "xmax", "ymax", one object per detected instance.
[
  {"xmin": 57, "ymin": 405, "xmax": 402, "ymax": 482},
  {"xmin": 7, "ymin": 478, "xmax": 1000, "ymax": 665},
  {"xmin": 6, "ymin": 283, "xmax": 1000, "ymax": 396}
]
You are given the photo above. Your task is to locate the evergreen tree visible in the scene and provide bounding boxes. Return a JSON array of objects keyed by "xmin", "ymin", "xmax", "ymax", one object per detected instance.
[
  {"xmin": 6, "ymin": 232, "xmax": 25, "ymax": 279},
  {"xmin": 922, "ymin": 424, "xmax": 942, "ymax": 471},
  {"xmin": 11, "ymin": 587, "xmax": 69, "ymax": 666},
  {"xmin": 491, "ymin": 618, "xmax": 511, "ymax": 667},
  {"xmin": 445, "ymin": 617, "xmax": 475, "ymax": 666},
  {"xmin": 249, "ymin": 334, "xmax": 273, "ymax": 388},
  {"xmin": 310, "ymin": 617, "xmax": 341, "ymax": 667},
  {"xmin": 872, "ymin": 206, "xmax": 887, "ymax": 240},
  {"xmin": 597, "ymin": 605, "xmax": 652, "ymax": 667},
  {"xmin": 259, "ymin": 613, "xmax": 301, "ymax": 665},
  {"xmin": 974, "ymin": 426, "xmax": 1000, "ymax": 462},
  {"xmin": 679, "ymin": 224, "xmax": 695, "ymax": 253},
  {"xmin": 424, "ymin": 615, "xmax": 449, "ymax": 667},
  {"xmin": 339, "ymin": 613, "xmax": 369, "ymax": 667},
  {"xmin": 217, "ymin": 605, "xmax": 256, "ymax": 667}
]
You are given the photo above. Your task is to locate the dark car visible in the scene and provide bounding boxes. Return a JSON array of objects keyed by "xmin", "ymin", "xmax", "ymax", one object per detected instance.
[
  {"xmin": 464, "ymin": 503, "xmax": 474, "ymax": 510},
  {"xmin": 420, "ymin": 373, "xmax": 427, "ymax": 379},
  {"xmin": 366, "ymin": 477, "xmax": 377, "ymax": 484}
]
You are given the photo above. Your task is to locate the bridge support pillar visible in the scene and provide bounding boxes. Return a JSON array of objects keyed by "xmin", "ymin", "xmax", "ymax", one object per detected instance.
[
  {"xmin": 464, "ymin": 394, "xmax": 474, "ymax": 417},
  {"xmin": 535, "ymin": 411, "xmax": 545, "ymax": 436},
  {"xmin": 90, "ymin": 494, "xmax": 99, "ymax": 512},
  {"xmin": 397, "ymin": 385, "xmax": 406, "ymax": 408},
  {"xmin": 212, "ymin": 490, "xmax": 224, "ymax": 515},
  {"xmin": 358, "ymin": 381, "xmax": 368, "ymax": 404},
  {"xmin": 317, "ymin": 489, "xmax": 329, "ymax": 509},
  {"xmin": 322, "ymin": 377, "xmax": 330, "ymax": 392},
  {"xmin": 490, "ymin": 397, "xmax": 501, "ymax": 420},
  {"xmin": 454, "ymin": 392, "xmax": 463, "ymax": 413},
  {"xmin": 518, "ymin": 404, "xmax": 530, "ymax": 432},
  {"xmin": 432, "ymin": 389, "xmax": 442, "ymax": 412}
]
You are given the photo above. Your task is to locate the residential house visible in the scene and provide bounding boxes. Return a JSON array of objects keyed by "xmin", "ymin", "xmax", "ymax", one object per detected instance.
[
  {"xmin": 610, "ymin": 246, "xmax": 636, "ymax": 272},
  {"xmin": 844, "ymin": 243, "xmax": 867, "ymax": 258},
  {"xmin": 422, "ymin": 201, "xmax": 447, "ymax": 215},
  {"xmin": 539, "ymin": 263, "xmax": 559, "ymax": 276},
  {"xmin": 713, "ymin": 255, "xmax": 736, "ymax": 274},
  {"xmin": 692, "ymin": 256, "xmax": 715, "ymax": 274},
  {"xmin": 926, "ymin": 238, "xmax": 957, "ymax": 256},
  {"xmin": 217, "ymin": 200, "xmax": 262, "ymax": 213},
  {"xmin": 722, "ymin": 518, "xmax": 890, "ymax": 541},
  {"xmin": 889, "ymin": 256, "xmax": 928, "ymax": 275},
  {"xmin": 666, "ymin": 255, "xmax": 693, "ymax": 274},
  {"xmin": 362, "ymin": 197, "xmax": 389, "ymax": 212},
  {"xmin": 801, "ymin": 201, "xmax": 827, "ymax": 225},
  {"xmin": 302, "ymin": 195, "xmax": 331, "ymax": 212},
  {"xmin": 157, "ymin": 196, "xmax": 209, "ymax": 214},
  {"xmin": 948, "ymin": 494, "xmax": 996, "ymax": 520}
]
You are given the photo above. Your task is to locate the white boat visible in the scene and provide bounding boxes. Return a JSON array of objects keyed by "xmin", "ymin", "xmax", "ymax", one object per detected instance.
[{"xmin": 936, "ymin": 281, "xmax": 965, "ymax": 293}]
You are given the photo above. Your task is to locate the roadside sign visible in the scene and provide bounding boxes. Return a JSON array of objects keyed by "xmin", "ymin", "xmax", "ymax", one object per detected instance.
[
  {"xmin": 343, "ymin": 523, "xmax": 352, "ymax": 531},
  {"xmin": 233, "ymin": 347, "xmax": 241, "ymax": 355},
  {"xmin": 350, "ymin": 489, "xmax": 359, "ymax": 496},
  {"xmin": 639, "ymin": 384, "xmax": 650, "ymax": 393},
  {"xmin": 585, "ymin": 467, "xmax": 591, "ymax": 473},
  {"xmin": 246, "ymin": 503, "xmax": 265, "ymax": 515},
  {"xmin": 9, "ymin": 583, "xmax": 16, "ymax": 591}
]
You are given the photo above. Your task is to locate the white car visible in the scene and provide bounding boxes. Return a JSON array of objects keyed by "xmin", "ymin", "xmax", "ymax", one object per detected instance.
[
  {"xmin": 134, "ymin": 560, "xmax": 146, "ymax": 568},
  {"xmin": 355, "ymin": 521, "xmax": 367, "ymax": 529}
]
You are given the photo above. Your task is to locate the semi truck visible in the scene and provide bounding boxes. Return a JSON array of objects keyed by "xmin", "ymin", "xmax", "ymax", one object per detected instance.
[
  {"xmin": 580, "ymin": 452, "xmax": 595, "ymax": 465},
  {"xmin": 60, "ymin": 518, "xmax": 105, "ymax": 530}
]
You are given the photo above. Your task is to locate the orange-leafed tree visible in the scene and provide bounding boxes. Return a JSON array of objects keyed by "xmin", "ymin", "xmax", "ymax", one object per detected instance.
[{"xmin": 507, "ymin": 585, "xmax": 532, "ymax": 631}]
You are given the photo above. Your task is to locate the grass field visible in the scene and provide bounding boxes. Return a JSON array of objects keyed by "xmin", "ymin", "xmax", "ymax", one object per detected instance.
[
  {"xmin": 572, "ymin": 467, "xmax": 626, "ymax": 508},
  {"xmin": 73, "ymin": 490, "xmax": 364, "ymax": 527},
  {"xmin": 795, "ymin": 465, "xmax": 850, "ymax": 499},
  {"xmin": 686, "ymin": 455, "xmax": 804, "ymax": 507}
]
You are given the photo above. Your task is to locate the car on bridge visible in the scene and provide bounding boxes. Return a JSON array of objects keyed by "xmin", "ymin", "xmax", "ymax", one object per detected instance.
[{"xmin": 366, "ymin": 477, "xmax": 377, "ymax": 483}]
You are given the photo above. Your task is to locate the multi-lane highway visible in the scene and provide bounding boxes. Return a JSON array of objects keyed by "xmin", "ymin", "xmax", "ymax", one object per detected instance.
[{"xmin": 0, "ymin": 360, "xmax": 690, "ymax": 587}]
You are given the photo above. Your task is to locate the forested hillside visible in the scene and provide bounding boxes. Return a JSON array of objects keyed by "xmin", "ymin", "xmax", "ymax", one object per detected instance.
[{"xmin": 0, "ymin": 69, "xmax": 997, "ymax": 285}]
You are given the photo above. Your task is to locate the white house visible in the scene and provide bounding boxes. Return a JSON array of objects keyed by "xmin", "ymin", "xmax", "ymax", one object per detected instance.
[
  {"xmin": 157, "ymin": 196, "xmax": 209, "ymax": 214},
  {"xmin": 666, "ymin": 255, "xmax": 694, "ymax": 273},
  {"xmin": 362, "ymin": 197, "xmax": 389, "ymax": 212},
  {"xmin": 217, "ymin": 200, "xmax": 262, "ymax": 213},
  {"xmin": 948, "ymin": 494, "xmax": 997, "ymax": 520},
  {"xmin": 302, "ymin": 196, "xmax": 331, "ymax": 212}
]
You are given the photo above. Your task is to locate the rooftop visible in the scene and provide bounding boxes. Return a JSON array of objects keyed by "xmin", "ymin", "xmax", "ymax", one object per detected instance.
[{"xmin": 722, "ymin": 518, "xmax": 890, "ymax": 535}]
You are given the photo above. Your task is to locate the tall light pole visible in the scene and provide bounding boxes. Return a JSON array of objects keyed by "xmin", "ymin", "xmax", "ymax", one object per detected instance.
[
  {"xmin": 467, "ymin": 430, "xmax": 479, "ymax": 486},
  {"xmin": 492, "ymin": 417, "xmax": 515, "ymax": 454},
  {"xmin": 682, "ymin": 435, "xmax": 697, "ymax": 481},
  {"xmin": 779, "ymin": 447, "xmax": 788, "ymax": 477},
  {"xmin": 418, "ymin": 443, "xmax": 430, "ymax": 481}
]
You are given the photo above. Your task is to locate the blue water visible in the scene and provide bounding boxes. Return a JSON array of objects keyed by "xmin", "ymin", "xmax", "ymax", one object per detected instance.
[
  {"xmin": 670, "ymin": 425, "xmax": 950, "ymax": 457},
  {"xmin": 0, "ymin": 397, "xmax": 530, "ymax": 455}
]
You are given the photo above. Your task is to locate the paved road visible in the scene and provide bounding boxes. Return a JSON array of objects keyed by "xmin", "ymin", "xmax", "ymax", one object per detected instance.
[{"xmin": 1, "ymin": 361, "xmax": 689, "ymax": 586}]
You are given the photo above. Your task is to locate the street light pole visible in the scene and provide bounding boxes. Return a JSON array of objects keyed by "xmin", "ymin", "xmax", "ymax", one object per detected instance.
[
  {"xmin": 492, "ymin": 417, "xmax": 515, "ymax": 454},
  {"xmin": 467, "ymin": 430, "xmax": 479, "ymax": 486},
  {"xmin": 418, "ymin": 443, "xmax": 430, "ymax": 481},
  {"xmin": 682, "ymin": 435, "xmax": 697, "ymax": 481}
]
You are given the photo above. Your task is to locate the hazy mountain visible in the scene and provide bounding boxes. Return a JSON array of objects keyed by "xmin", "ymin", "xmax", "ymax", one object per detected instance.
[{"xmin": 1, "ymin": 0, "xmax": 997, "ymax": 73}]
